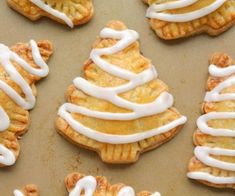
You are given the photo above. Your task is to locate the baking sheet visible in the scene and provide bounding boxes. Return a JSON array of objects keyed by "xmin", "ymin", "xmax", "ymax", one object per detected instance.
[{"xmin": 0, "ymin": 0, "xmax": 235, "ymax": 195}]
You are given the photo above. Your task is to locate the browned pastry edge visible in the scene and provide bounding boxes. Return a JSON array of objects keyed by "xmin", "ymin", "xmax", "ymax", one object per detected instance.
[
  {"xmin": 56, "ymin": 115, "xmax": 183, "ymax": 164},
  {"xmin": 7, "ymin": 0, "xmax": 94, "ymax": 27}
]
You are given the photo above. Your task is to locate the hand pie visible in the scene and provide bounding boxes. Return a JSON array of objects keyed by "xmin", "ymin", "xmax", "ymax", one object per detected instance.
[
  {"xmin": 65, "ymin": 172, "xmax": 161, "ymax": 196},
  {"xmin": 0, "ymin": 40, "xmax": 53, "ymax": 167},
  {"xmin": 7, "ymin": 0, "xmax": 94, "ymax": 28},
  {"xmin": 56, "ymin": 20, "xmax": 187, "ymax": 164},
  {"xmin": 188, "ymin": 53, "xmax": 235, "ymax": 189},
  {"xmin": 143, "ymin": 0, "xmax": 235, "ymax": 40},
  {"xmin": 13, "ymin": 184, "xmax": 39, "ymax": 196}
]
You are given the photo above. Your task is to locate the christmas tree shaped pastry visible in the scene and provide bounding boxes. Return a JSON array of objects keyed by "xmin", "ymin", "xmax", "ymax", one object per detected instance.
[
  {"xmin": 0, "ymin": 40, "xmax": 53, "ymax": 167},
  {"xmin": 188, "ymin": 53, "xmax": 235, "ymax": 189},
  {"xmin": 143, "ymin": 0, "xmax": 235, "ymax": 40},
  {"xmin": 56, "ymin": 20, "xmax": 187, "ymax": 164},
  {"xmin": 65, "ymin": 173, "xmax": 161, "ymax": 196},
  {"xmin": 7, "ymin": 0, "xmax": 94, "ymax": 28},
  {"xmin": 13, "ymin": 184, "xmax": 39, "ymax": 196}
]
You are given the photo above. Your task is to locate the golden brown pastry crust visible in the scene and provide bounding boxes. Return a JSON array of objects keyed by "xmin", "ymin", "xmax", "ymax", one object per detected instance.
[
  {"xmin": 65, "ymin": 173, "xmax": 153, "ymax": 196},
  {"xmin": 55, "ymin": 20, "xmax": 185, "ymax": 164},
  {"xmin": 7, "ymin": 0, "xmax": 94, "ymax": 27},
  {"xmin": 0, "ymin": 40, "xmax": 53, "ymax": 167},
  {"xmin": 143, "ymin": 0, "xmax": 235, "ymax": 40},
  {"xmin": 188, "ymin": 53, "xmax": 235, "ymax": 189},
  {"xmin": 19, "ymin": 184, "xmax": 39, "ymax": 196}
]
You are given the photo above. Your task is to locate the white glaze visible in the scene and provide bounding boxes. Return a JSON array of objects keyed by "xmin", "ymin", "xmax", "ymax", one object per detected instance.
[
  {"xmin": 0, "ymin": 144, "xmax": 15, "ymax": 166},
  {"xmin": 13, "ymin": 190, "xmax": 24, "ymax": 196},
  {"xmin": 205, "ymin": 76, "xmax": 235, "ymax": 102},
  {"xmin": 117, "ymin": 186, "xmax": 135, "ymax": 196},
  {"xmin": 69, "ymin": 176, "xmax": 161, "ymax": 196},
  {"xmin": 197, "ymin": 112, "xmax": 235, "ymax": 137},
  {"xmin": 0, "ymin": 40, "xmax": 49, "ymax": 165},
  {"xmin": 209, "ymin": 64, "xmax": 235, "ymax": 77},
  {"xmin": 58, "ymin": 27, "xmax": 187, "ymax": 144},
  {"xmin": 59, "ymin": 105, "xmax": 186, "ymax": 144},
  {"xmin": 30, "ymin": 0, "xmax": 73, "ymax": 28},
  {"xmin": 117, "ymin": 187, "xmax": 161, "ymax": 196},
  {"xmin": 69, "ymin": 176, "xmax": 97, "ymax": 196},
  {"xmin": 187, "ymin": 172, "xmax": 235, "ymax": 184},
  {"xmin": 188, "ymin": 63, "xmax": 235, "ymax": 184},
  {"xmin": 151, "ymin": 193, "xmax": 161, "ymax": 196},
  {"xmin": 194, "ymin": 146, "xmax": 235, "ymax": 171},
  {"xmin": 205, "ymin": 63, "xmax": 235, "ymax": 102},
  {"xmin": 146, "ymin": 0, "xmax": 226, "ymax": 22}
]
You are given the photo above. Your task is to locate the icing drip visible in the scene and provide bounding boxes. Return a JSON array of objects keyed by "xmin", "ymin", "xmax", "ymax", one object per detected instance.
[
  {"xmin": 146, "ymin": 0, "xmax": 226, "ymax": 22},
  {"xmin": 69, "ymin": 176, "xmax": 161, "ymax": 196},
  {"xmin": 13, "ymin": 190, "xmax": 24, "ymax": 196},
  {"xmin": 69, "ymin": 176, "xmax": 97, "ymax": 196},
  {"xmin": 209, "ymin": 64, "xmax": 235, "ymax": 77},
  {"xmin": 117, "ymin": 186, "xmax": 135, "ymax": 196},
  {"xmin": 0, "ymin": 144, "xmax": 15, "ymax": 166},
  {"xmin": 29, "ymin": 0, "xmax": 74, "ymax": 28},
  {"xmin": 187, "ymin": 172, "xmax": 235, "ymax": 184},
  {"xmin": 58, "ymin": 27, "xmax": 187, "ymax": 144},
  {"xmin": 0, "ymin": 40, "xmax": 49, "ymax": 165},
  {"xmin": 188, "ymin": 63, "xmax": 235, "ymax": 184}
]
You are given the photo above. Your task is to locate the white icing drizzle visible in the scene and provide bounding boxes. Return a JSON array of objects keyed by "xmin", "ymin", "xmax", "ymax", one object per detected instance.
[
  {"xmin": 194, "ymin": 146, "xmax": 235, "ymax": 171},
  {"xmin": 209, "ymin": 64, "xmax": 235, "ymax": 77},
  {"xmin": 151, "ymin": 193, "xmax": 161, "ymax": 196},
  {"xmin": 0, "ymin": 144, "xmax": 15, "ymax": 165},
  {"xmin": 29, "ymin": 0, "xmax": 74, "ymax": 28},
  {"xmin": 69, "ymin": 176, "xmax": 161, "ymax": 196},
  {"xmin": 0, "ymin": 40, "xmax": 49, "ymax": 165},
  {"xmin": 205, "ymin": 63, "xmax": 235, "ymax": 102},
  {"xmin": 197, "ymin": 112, "xmax": 235, "ymax": 137},
  {"xmin": 58, "ymin": 27, "xmax": 187, "ymax": 144},
  {"xmin": 188, "ymin": 63, "xmax": 235, "ymax": 184},
  {"xmin": 205, "ymin": 76, "xmax": 235, "ymax": 102},
  {"xmin": 117, "ymin": 186, "xmax": 135, "ymax": 196},
  {"xmin": 69, "ymin": 176, "xmax": 97, "ymax": 196},
  {"xmin": 13, "ymin": 190, "xmax": 24, "ymax": 196},
  {"xmin": 146, "ymin": 0, "xmax": 226, "ymax": 22},
  {"xmin": 187, "ymin": 172, "xmax": 235, "ymax": 184}
]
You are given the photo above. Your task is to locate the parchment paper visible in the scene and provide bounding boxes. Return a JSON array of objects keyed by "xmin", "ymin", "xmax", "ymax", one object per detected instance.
[{"xmin": 0, "ymin": 0, "xmax": 234, "ymax": 195}]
